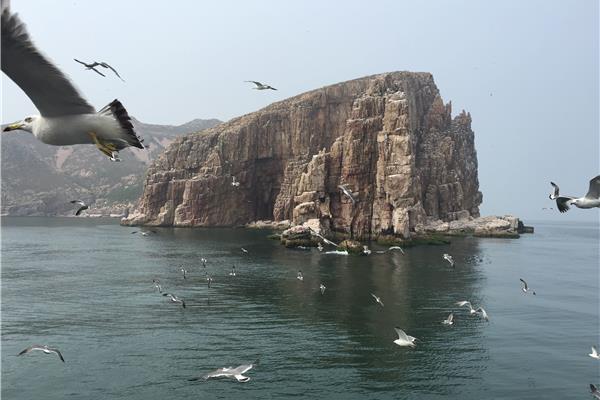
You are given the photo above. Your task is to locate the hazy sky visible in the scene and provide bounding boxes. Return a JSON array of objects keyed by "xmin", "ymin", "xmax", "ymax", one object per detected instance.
[{"xmin": 2, "ymin": 0, "xmax": 598, "ymax": 222}]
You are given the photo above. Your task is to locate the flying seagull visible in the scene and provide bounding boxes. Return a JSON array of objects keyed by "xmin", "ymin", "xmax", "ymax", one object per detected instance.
[
  {"xmin": 18, "ymin": 345, "xmax": 65, "ymax": 362},
  {"xmin": 376, "ymin": 246, "xmax": 405, "ymax": 254},
  {"xmin": 163, "ymin": 293, "xmax": 186, "ymax": 308},
  {"xmin": 190, "ymin": 361, "xmax": 258, "ymax": 382},
  {"xmin": 589, "ymin": 346, "xmax": 600, "ymax": 360},
  {"xmin": 70, "ymin": 200, "xmax": 88, "ymax": 216},
  {"xmin": 73, "ymin": 59, "xmax": 124, "ymax": 81},
  {"xmin": 241, "ymin": 248, "xmax": 248, "ymax": 254},
  {"xmin": 456, "ymin": 300, "xmax": 477, "ymax": 314},
  {"xmin": 551, "ymin": 176, "xmax": 600, "ymax": 213},
  {"xmin": 317, "ymin": 242, "xmax": 324, "ymax": 252},
  {"xmin": 442, "ymin": 313, "xmax": 454, "ymax": 325},
  {"xmin": 338, "ymin": 184, "xmax": 357, "ymax": 205},
  {"xmin": 297, "ymin": 271, "xmax": 304, "ymax": 281},
  {"xmin": 245, "ymin": 80, "xmax": 276, "ymax": 90},
  {"xmin": 153, "ymin": 279, "xmax": 162, "ymax": 293},
  {"xmin": 1, "ymin": 9, "xmax": 145, "ymax": 161},
  {"xmin": 231, "ymin": 176, "xmax": 240, "ymax": 187},
  {"xmin": 370, "ymin": 293, "xmax": 384, "ymax": 307},
  {"xmin": 443, "ymin": 253, "xmax": 455, "ymax": 267},
  {"xmin": 308, "ymin": 228, "xmax": 339, "ymax": 247},
  {"xmin": 201, "ymin": 258, "xmax": 207, "ymax": 268},
  {"xmin": 229, "ymin": 265, "xmax": 236, "ymax": 276},
  {"xmin": 519, "ymin": 278, "xmax": 536, "ymax": 295},
  {"xmin": 393, "ymin": 327, "xmax": 417, "ymax": 347},
  {"xmin": 475, "ymin": 307, "xmax": 489, "ymax": 321},
  {"xmin": 319, "ymin": 283, "xmax": 326, "ymax": 295},
  {"xmin": 180, "ymin": 267, "xmax": 188, "ymax": 280},
  {"xmin": 206, "ymin": 275, "xmax": 213, "ymax": 288},
  {"xmin": 591, "ymin": 384, "xmax": 600, "ymax": 399}
]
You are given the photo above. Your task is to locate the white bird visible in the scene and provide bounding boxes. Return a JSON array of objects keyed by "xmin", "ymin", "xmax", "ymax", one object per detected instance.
[
  {"xmin": 393, "ymin": 327, "xmax": 417, "ymax": 347},
  {"xmin": 206, "ymin": 275, "xmax": 213, "ymax": 288},
  {"xmin": 309, "ymin": 228, "xmax": 339, "ymax": 247},
  {"xmin": 73, "ymin": 59, "xmax": 124, "ymax": 81},
  {"xmin": 362, "ymin": 245, "xmax": 372, "ymax": 255},
  {"xmin": 475, "ymin": 307, "xmax": 489, "ymax": 321},
  {"xmin": 18, "ymin": 345, "xmax": 65, "ymax": 362},
  {"xmin": 163, "ymin": 293, "xmax": 186, "ymax": 308},
  {"xmin": 319, "ymin": 283, "xmax": 326, "ymax": 295},
  {"xmin": 1, "ymin": 10, "xmax": 145, "ymax": 161},
  {"xmin": 442, "ymin": 313, "xmax": 454, "ymax": 325},
  {"xmin": 152, "ymin": 279, "xmax": 162, "ymax": 293},
  {"xmin": 245, "ymin": 80, "xmax": 277, "ymax": 90},
  {"xmin": 338, "ymin": 184, "xmax": 357, "ymax": 204},
  {"xmin": 297, "ymin": 271, "xmax": 304, "ymax": 281},
  {"xmin": 241, "ymin": 248, "xmax": 248, "ymax": 254},
  {"xmin": 70, "ymin": 200, "xmax": 88, "ymax": 216},
  {"xmin": 190, "ymin": 361, "xmax": 258, "ymax": 382},
  {"xmin": 376, "ymin": 246, "xmax": 405, "ymax": 254},
  {"xmin": 317, "ymin": 243, "xmax": 324, "ymax": 252},
  {"xmin": 592, "ymin": 384, "xmax": 600, "ymax": 399},
  {"xmin": 519, "ymin": 278, "xmax": 536, "ymax": 295},
  {"xmin": 324, "ymin": 250, "xmax": 349, "ymax": 255},
  {"xmin": 551, "ymin": 176, "xmax": 600, "ymax": 213},
  {"xmin": 229, "ymin": 265, "xmax": 236, "ymax": 276},
  {"xmin": 589, "ymin": 346, "xmax": 600, "ymax": 360},
  {"xmin": 231, "ymin": 176, "xmax": 240, "ymax": 187},
  {"xmin": 370, "ymin": 293, "xmax": 384, "ymax": 307},
  {"xmin": 443, "ymin": 253, "xmax": 455, "ymax": 267},
  {"xmin": 180, "ymin": 267, "xmax": 188, "ymax": 280},
  {"xmin": 456, "ymin": 300, "xmax": 477, "ymax": 314},
  {"xmin": 201, "ymin": 258, "xmax": 207, "ymax": 268}
]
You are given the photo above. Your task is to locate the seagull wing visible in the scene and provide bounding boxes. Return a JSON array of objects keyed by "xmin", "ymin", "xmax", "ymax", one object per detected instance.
[
  {"xmin": 555, "ymin": 196, "xmax": 575, "ymax": 213},
  {"xmin": 245, "ymin": 80, "xmax": 263, "ymax": 87},
  {"xmin": 18, "ymin": 345, "xmax": 44, "ymax": 355},
  {"xmin": 49, "ymin": 348, "xmax": 65, "ymax": 362},
  {"xmin": 476, "ymin": 307, "xmax": 489, "ymax": 320},
  {"xmin": 447, "ymin": 313, "xmax": 453, "ymax": 323},
  {"xmin": 75, "ymin": 206, "xmax": 88, "ymax": 216},
  {"xmin": 99, "ymin": 62, "xmax": 124, "ymax": 81},
  {"xmin": 394, "ymin": 327, "xmax": 410, "ymax": 341},
  {"xmin": 592, "ymin": 346, "xmax": 598, "ymax": 357},
  {"xmin": 550, "ymin": 181, "xmax": 560, "ymax": 198},
  {"xmin": 584, "ymin": 175, "xmax": 600, "ymax": 199},
  {"xmin": 1, "ymin": 10, "xmax": 95, "ymax": 117},
  {"xmin": 70, "ymin": 200, "xmax": 85, "ymax": 206},
  {"xmin": 89, "ymin": 67, "xmax": 106, "ymax": 77},
  {"xmin": 519, "ymin": 278, "xmax": 528, "ymax": 290},
  {"xmin": 73, "ymin": 58, "xmax": 89, "ymax": 67}
]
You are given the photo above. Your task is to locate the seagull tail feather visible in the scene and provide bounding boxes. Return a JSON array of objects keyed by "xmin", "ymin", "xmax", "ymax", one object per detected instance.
[{"xmin": 98, "ymin": 99, "xmax": 145, "ymax": 149}]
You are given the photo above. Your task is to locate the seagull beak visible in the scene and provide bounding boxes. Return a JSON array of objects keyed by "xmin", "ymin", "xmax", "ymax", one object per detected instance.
[{"xmin": 3, "ymin": 122, "xmax": 24, "ymax": 132}]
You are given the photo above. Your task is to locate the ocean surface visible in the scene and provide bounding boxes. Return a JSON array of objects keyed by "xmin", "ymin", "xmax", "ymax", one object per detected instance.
[{"xmin": 1, "ymin": 217, "xmax": 598, "ymax": 399}]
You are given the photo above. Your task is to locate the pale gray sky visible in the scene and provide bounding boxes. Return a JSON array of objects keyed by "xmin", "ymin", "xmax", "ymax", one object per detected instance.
[{"xmin": 2, "ymin": 0, "xmax": 598, "ymax": 222}]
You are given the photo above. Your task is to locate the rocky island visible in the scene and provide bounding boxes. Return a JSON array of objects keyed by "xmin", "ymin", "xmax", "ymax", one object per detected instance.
[{"xmin": 123, "ymin": 71, "xmax": 531, "ymax": 244}]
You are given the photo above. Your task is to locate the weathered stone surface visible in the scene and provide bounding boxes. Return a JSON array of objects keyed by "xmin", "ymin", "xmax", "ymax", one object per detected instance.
[
  {"xmin": 415, "ymin": 215, "xmax": 526, "ymax": 238},
  {"xmin": 123, "ymin": 72, "xmax": 483, "ymax": 239}
]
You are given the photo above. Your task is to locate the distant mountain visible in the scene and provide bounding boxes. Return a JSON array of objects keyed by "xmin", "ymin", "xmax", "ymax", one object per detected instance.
[{"xmin": 1, "ymin": 117, "xmax": 221, "ymax": 216}]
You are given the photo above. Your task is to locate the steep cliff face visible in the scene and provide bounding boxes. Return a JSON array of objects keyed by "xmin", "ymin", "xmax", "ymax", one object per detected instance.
[{"xmin": 124, "ymin": 72, "xmax": 482, "ymax": 239}]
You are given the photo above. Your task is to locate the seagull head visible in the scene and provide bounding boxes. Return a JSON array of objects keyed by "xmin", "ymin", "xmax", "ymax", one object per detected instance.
[{"xmin": 3, "ymin": 115, "xmax": 37, "ymax": 133}]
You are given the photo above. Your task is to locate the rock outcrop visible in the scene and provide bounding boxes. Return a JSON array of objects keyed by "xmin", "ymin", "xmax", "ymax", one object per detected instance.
[{"xmin": 123, "ymin": 71, "xmax": 483, "ymax": 240}]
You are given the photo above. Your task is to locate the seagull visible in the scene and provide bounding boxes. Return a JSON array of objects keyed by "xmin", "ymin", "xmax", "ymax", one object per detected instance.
[
  {"xmin": 241, "ymin": 248, "xmax": 248, "ymax": 254},
  {"xmin": 152, "ymin": 279, "xmax": 162, "ymax": 293},
  {"xmin": 70, "ymin": 200, "xmax": 88, "ymax": 216},
  {"xmin": 456, "ymin": 300, "xmax": 477, "ymax": 314},
  {"xmin": 362, "ymin": 245, "xmax": 372, "ymax": 255},
  {"xmin": 338, "ymin": 184, "xmax": 357, "ymax": 204},
  {"xmin": 475, "ymin": 307, "xmax": 489, "ymax": 321},
  {"xmin": 73, "ymin": 59, "xmax": 125, "ymax": 81},
  {"xmin": 519, "ymin": 278, "xmax": 536, "ymax": 295},
  {"xmin": 589, "ymin": 346, "xmax": 600, "ymax": 360},
  {"xmin": 245, "ymin": 80, "xmax": 277, "ymax": 90},
  {"xmin": 319, "ymin": 283, "xmax": 326, "ymax": 295},
  {"xmin": 163, "ymin": 293, "xmax": 186, "ymax": 308},
  {"xmin": 370, "ymin": 293, "xmax": 384, "ymax": 307},
  {"xmin": 393, "ymin": 327, "xmax": 417, "ymax": 347},
  {"xmin": 552, "ymin": 176, "xmax": 600, "ymax": 213},
  {"xmin": 190, "ymin": 361, "xmax": 258, "ymax": 382},
  {"xmin": 231, "ymin": 176, "xmax": 240, "ymax": 187},
  {"xmin": 180, "ymin": 267, "xmax": 188, "ymax": 280},
  {"xmin": 317, "ymin": 243, "xmax": 324, "ymax": 252},
  {"xmin": 207, "ymin": 275, "xmax": 213, "ymax": 288},
  {"xmin": 18, "ymin": 345, "xmax": 65, "ymax": 362},
  {"xmin": 229, "ymin": 265, "xmax": 236, "ymax": 276},
  {"xmin": 308, "ymin": 228, "xmax": 339, "ymax": 247},
  {"xmin": 297, "ymin": 271, "xmax": 304, "ymax": 281},
  {"xmin": 201, "ymin": 258, "xmax": 207, "ymax": 268},
  {"xmin": 443, "ymin": 253, "xmax": 455, "ymax": 267},
  {"xmin": 442, "ymin": 313, "xmax": 454, "ymax": 325},
  {"xmin": 1, "ymin": 10, "xmax": 145, "ymax": 161},
  {"xmin": 376, "ymin": 246, "xmax": 405, "ymax": 254},
  {"xmin": 592, "ymin": 384, "xmax": 600, "ymax": 399}
]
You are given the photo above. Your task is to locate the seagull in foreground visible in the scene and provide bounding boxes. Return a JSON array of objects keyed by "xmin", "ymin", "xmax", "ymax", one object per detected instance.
[
  {"xmin": 589, "ymin": 346, "xmax": 600, "ymax": 360},
  {"xmin": 393, "ymin": 327, "xmax": 417, "ymax": 347},
  {"xmin": 190, "ymin": 361, "xmax": 258, "ymax": 382},
  {"xmin": 551, "ymin": 176, "xmax": 600, "ymax": 213},
  {"xmin": 18, "ymin": 345, "xmax": 65, "ymax": 362},
  {"xmin": 70, "ymin": 200, "xmax": 88, "ymax": 216},
  {"xmin": 245, "ymin": 80, "xmax": 277, "ymax": 90},
  {"xmin": 73, "ymin": 59, "xmax": 124, "ymax": 81},
  {"xmin": 319, "ymin": 283, "xmax": 326, "ymax": 295},
  {"xmin": 370, "ymin": 293, "xmax": 384, "ymax": 307},
  {"xmin": 297, "ymin": 271, "xmax": 304, "ymax": 281},
  {"xmin": 163, "ymin": 293, "xmax": 186, "ymax": 308},
  {"xmin": 229, "ymin": 265, "xmax": 236, "ymax": 276},
  {"xmin": 338, "ymin": 184, "xmax": 357, "ymax": 204},
  {"xmin": 591, "ymin": 384, "xmax": 600, "ymax": 399},
  {"xmin": 442, "ymin": 313, "xmax": 454, "ymax": 325},
  {"xmin": 153, "ymin": 279, "xmax": 162, "ymax": 293},
  {"xmin": 180, "ymin": 267, "xmax": 188, "ymax": 280},
  {"xmin": 519, "ymin": 278, "xmax": 536, "ymax": 295},
  {"xmin": 231, "ymin": 176, "xmax": 240, "ymax": 187},
  {"xmin": 443, "ymin": 253, "xmax": 455, "ymax": 267},
  {"xmin": 1, "ymin": 10, "xmax": 145, "ymax": 161},
  {"xmin": 456, "ymin": 300, "xmax": 477, "ymax": 314}
]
